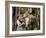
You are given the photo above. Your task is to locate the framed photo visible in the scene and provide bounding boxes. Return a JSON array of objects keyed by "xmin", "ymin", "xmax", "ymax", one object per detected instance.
[{"xmin": 5, "ymin": 1, "xmax": 45, "ymax": 37}]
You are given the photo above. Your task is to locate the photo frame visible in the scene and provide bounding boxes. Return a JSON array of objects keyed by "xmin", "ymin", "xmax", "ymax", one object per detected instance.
[{"xmin": 5, "ymin": 1, "xmax": 45, "ymax": 37}]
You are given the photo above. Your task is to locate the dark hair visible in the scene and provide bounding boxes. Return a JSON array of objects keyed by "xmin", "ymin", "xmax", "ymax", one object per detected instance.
[{"xmin": 17, "ymin": 16, "xmax": 19, "ymax": 19}]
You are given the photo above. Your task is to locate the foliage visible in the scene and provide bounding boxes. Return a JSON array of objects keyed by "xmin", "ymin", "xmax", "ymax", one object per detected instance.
[
  {"xmin": 17, "ymin": 7, "xmax": 28, "ymax": 12},
  {"xmin": 31, "ymin": 18, "xmax": 38, "ymax": 29}
]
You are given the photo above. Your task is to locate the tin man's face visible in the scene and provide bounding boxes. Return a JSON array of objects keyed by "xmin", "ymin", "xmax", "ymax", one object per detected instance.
[{"xmin": 29, "ymin": 8, "xmax": 32, "ymax": 13}]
